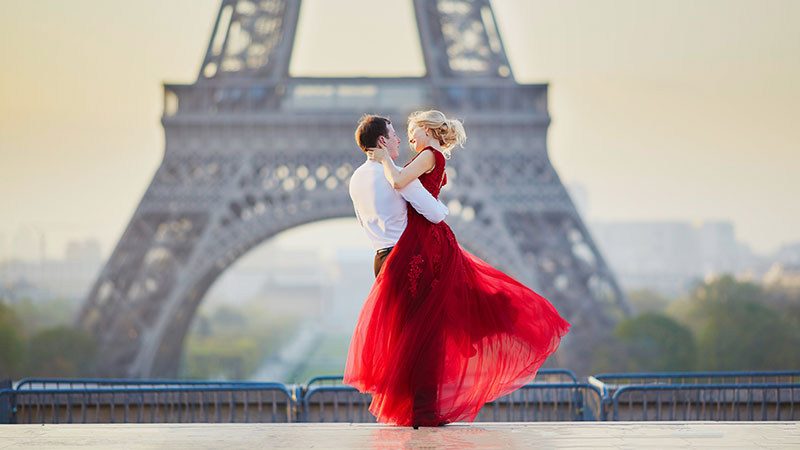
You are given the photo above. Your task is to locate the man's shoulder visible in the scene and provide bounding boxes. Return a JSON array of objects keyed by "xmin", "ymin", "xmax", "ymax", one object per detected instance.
[
  {"xmin": 351, "ymin": 160, "xmax": 375, "ymax": 176},
  {"xmin": 349, "ymin": 162, "xmax": 377, "ymax": 197},
  {"xmin": 349, "ymin": 162, "xmax": 371, "ymax": 185},
  {"xmin": 350, "ymin": 163, "xmax": 404, "ymax": 200}
]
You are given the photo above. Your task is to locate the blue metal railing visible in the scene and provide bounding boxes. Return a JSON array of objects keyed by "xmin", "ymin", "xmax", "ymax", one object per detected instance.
[
  {"xmin": 15, "ymin": 378, "xmax": 282, "ymax": 391},
  {"xmin": 303, "ymin": 369, "xmax": 577, "ymax": 391},
  {"xmin": 529, "ymin": 369, "xmax": 579, "ymax": 383},
  {"xmin": 594, "ymin": 371, "xmax": 800, "ymax": 385},
  {"xmin": 302, "ymin": 385, "xmax": 373, "ymax": 423},
  {"xmin": 3, "ymin": 384, "xmax": 294, "ymax": 424},
  {"xmin": 299, "ymin": 369, "xmax": 582, "ymax": 423},
  {"xmin": 610, "ymin": 383, "xmax": 800, "ymax": 421},
  {"xmin": 3, "ymin": 371, "xmax": 799, "ymax": 424},
  {"xmin": 300, "ymin": 382, "xmax": 602, "ymax": 423},
  {"xmin": 590, "ymin": 371, "xmax": 800, "ymax": 420},
  {"xmin": 475, "ymin": 382, "xmax": 603, "ymax": 422},
  {"xmin": 304, "ymin": 375, "xmax": 348, "ymax": 389}
]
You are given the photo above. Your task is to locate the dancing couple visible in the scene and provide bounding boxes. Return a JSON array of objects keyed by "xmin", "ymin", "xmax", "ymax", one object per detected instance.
[{"xmin": 345, "ymin": 110, "xmax": 571, "ymax": 427}]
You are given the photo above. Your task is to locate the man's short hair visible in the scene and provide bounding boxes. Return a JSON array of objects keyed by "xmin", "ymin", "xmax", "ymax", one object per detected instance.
[{"xmin": 355, "ymin": 115, "xmax": 391, "ymax": 152}]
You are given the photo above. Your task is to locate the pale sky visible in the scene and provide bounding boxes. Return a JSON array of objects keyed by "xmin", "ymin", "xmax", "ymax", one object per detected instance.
[{"xmin": 1, "ymin": 0, "xmax": 799, "ymax": 259}]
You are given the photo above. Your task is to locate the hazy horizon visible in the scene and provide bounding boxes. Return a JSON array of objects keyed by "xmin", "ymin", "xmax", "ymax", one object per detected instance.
[{"xmin": 2, "ymin": 0, "xmax": 799, "ymax": 260}]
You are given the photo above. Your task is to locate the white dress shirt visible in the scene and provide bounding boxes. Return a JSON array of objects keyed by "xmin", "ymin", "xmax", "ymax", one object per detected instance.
[{"xmin": 349, "ymin": 159, "xmax": 448, "ymax": 251}]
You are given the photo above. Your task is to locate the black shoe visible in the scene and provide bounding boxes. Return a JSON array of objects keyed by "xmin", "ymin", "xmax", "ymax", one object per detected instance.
[{"xmin": 413, "ymin": 425, "xmax": 419, "ymax": 430}]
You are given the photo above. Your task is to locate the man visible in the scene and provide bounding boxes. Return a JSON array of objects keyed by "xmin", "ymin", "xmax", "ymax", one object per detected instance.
[{"xmin": 349, "ymin": 114, "xmax": 448, "ymax": 277}]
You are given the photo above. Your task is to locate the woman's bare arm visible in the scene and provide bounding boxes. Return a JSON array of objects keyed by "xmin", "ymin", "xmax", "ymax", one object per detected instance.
[{"xmin": 368, "ymin": 145, "xmax": 435, "ymax": 189}]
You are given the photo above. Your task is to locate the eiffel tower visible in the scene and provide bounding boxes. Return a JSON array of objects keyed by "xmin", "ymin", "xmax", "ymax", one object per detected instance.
[{"xmin": 77, "ymin": 0, "xmax": 632, "ymax": 378}]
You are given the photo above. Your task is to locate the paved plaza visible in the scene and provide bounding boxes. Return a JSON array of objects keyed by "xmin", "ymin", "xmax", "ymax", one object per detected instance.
[{"xmin": 1, "ymin": 421, "xmax": 798, "ymax": 449}]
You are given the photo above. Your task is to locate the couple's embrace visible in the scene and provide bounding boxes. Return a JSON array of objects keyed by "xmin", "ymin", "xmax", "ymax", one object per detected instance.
[{"xmin": 344, "ymin": 110, "xmax": 571, "ymax": 428}]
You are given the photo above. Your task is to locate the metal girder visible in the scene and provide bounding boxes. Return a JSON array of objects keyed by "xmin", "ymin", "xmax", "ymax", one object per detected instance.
[{"xmin": 77, "ymin": 0, "xmax": 630, "ymax": 378}]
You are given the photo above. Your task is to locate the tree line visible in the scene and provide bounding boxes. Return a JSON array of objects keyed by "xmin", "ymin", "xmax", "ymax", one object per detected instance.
[
  {"xmin": 590, "ymin": 275, "xmax": 800, "ymax": 373},
  {"xmin": 2, "ymin": 275, "xmax": 799, "ymax": 380}
]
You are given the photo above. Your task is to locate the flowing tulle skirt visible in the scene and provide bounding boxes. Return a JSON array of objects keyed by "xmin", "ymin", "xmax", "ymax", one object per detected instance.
[{"xmin": 344, "ymin": 209, "xmax": 571, "ymax": 426}]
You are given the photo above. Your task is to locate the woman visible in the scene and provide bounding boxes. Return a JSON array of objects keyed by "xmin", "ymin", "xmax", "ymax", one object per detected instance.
[{"xmin": 343, "ymin": 110, "xmax": 571, "ymax": 427}]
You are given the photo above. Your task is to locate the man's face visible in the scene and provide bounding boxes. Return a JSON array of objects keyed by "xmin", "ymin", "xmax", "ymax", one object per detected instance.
[{"xmin": 380, "ymin": 123, "xmax": 401, "ymax": 159}]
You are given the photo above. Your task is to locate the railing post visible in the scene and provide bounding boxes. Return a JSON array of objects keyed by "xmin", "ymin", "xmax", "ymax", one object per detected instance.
[
  {"xmin": 0, "ymin": 381, "xmax": 13, "ymax": 424},
  {"xmin": 293, "ymin": 385, "xmax": 304, "ymax": 423}
]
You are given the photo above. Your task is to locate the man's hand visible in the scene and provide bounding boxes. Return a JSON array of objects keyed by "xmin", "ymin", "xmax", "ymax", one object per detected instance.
[{"xmin": 366, "ymin": 143, "xmax": 390, "ymax": 163}]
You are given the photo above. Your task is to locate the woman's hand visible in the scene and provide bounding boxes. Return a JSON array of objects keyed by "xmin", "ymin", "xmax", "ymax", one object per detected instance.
[{"xmin": 367, "ymin": 143, "xmax": 390, "ymax": 163}]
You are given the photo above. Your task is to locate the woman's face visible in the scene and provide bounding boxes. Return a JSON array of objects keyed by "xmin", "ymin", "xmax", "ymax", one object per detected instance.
[{"xmin": 407, "ymin": 124, "xmax": 430, "ymax": 152}]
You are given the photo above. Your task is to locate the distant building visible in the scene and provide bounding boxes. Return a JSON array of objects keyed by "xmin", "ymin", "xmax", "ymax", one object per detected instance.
[
  {"xmin": 590, "ymin": 220, "xmax": 753, "ymax": 296},
  {"xmin": 696, "ymin": 221, "xmax": 741, "ymax": 275},
  {"xmin": 0, "ymin": 238, "xmax": 103, "ymax": 302},
  {"xmin": 0, "ymin": 277, "xmax": 58, "ymax": 303},
  {"xmin": 773, "ymin": 242, "xmax": 800, "ymax": 266},
  {"xmin": 763, "ymin": 262, "xmax": 800, "ymax": 289},
  {"xmin": 65, "ymin": 239, "xmax": 102, "ymax": 264}
]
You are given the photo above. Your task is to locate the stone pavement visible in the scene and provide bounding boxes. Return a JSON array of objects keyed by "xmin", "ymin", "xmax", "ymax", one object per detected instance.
[{"xmin": 0, "ymin": 421, "xmax": 798, "ymax": 449}]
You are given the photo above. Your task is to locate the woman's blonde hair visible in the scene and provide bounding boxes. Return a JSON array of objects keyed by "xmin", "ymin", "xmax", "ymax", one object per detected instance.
[{"xmin": 408, "ymin": 110, "xmax": 466, "ymax": 159}]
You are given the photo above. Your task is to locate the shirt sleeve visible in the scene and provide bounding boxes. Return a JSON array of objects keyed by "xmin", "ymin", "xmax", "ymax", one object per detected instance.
[
  {"xmin": 398, "ymin": 179, "xmax": 449, "ymax": 224},
  {"xmin": 349, "ymin": 181, "xmax": 364, "ymax": 227}
]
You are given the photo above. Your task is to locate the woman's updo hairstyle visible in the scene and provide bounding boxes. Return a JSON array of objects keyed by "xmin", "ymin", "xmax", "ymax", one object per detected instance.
[{"xmin": 408, "ymin": 110, "xmax": 466, "ymax": 159}]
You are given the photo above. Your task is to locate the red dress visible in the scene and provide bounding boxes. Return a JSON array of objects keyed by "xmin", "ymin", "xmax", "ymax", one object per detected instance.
[{"xmin": 344, "ymin": 147, "xmax": 571, "ymax": 426}]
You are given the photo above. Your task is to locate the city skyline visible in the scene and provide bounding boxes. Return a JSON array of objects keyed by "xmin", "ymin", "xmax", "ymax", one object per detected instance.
[
  {"xmin": 0, "ymin": 200, "xmax": 773, "ymax": 264},
  {"xmin": 1, "ymin": 0, "xmax": 799, "ymax": 258},
  {"xmin": 0, "ymin": 215, "xmax": 769, "ymax": 305}
]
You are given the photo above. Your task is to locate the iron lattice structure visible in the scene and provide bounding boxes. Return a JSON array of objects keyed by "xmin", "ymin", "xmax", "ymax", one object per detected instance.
[{"xmin": 77, "ymin": 0, "xmax": 632, "ymax": 377}]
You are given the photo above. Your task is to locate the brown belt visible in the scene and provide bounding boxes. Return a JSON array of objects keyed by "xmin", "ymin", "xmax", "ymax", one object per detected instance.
[{"xmin": 374, "ymin": 246, "xmax": 394, "ymax": 277}]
